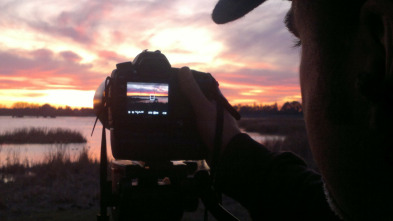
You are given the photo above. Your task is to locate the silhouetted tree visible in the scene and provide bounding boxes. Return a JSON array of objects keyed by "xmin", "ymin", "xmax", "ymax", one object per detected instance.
[
  {"xmin": 261, "ymin": 103, "xmax": 278, "ymax": 113},
  {"xmin": 12, "ymin": 102, "xmax": 39, "ymax": 109},
  {"xmin": 280, "ymin": 101, "xmax": 302, "ymax": 114},
  {"xmin": 40, "ymin": 104, "xmax": 56, "ymax": 117}
]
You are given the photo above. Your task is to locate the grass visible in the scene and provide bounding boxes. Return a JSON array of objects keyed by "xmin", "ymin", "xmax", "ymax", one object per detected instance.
[
  {"xmin": 0, "ymin": 146, "xmax": 100, "ymax": 220},
  {"xmin": 0, "ymin": 127, "xmax": 87, "ymax": 144}
]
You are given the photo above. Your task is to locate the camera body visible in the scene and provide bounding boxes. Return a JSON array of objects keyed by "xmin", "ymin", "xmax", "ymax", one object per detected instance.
[{"xmin": 94, "ymin": 50, "xmax": 217, "ymax": 161}]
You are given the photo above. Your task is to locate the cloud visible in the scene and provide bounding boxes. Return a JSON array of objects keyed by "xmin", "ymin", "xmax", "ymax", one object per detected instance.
[
  {"xmin": 210, "ymin": 1, "xmax": 299, "ymax": 69},
  {"xmin": 0, "ymin": 0, "xmax": 301, "ymax": 107},
  {"xmin": 0, "ymin": 48, "xmax": 104, "ymax": 90},
  {"xmin": 97, "ymin": 50, "xmax": 128, "ymax": 62},
  {"xmin": 0, "ymin": 0, "xmax": 114, "ymax": 47},
  {"xmin": 11, "ymin": 91, "xmax": 46, "ymax": 98},
  {"xmin": 60, "ymin": 51, "xmax": 82, "ymax": 62},
  {"xmin": 35, "ymin": 0, "xmax": 113, "ymax": 45},
  {"xmin": 219, "ymin": 69, "xmax": 298, "ymax": 88}
]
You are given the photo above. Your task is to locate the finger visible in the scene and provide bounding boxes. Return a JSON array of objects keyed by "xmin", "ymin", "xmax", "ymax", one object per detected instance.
[{"xmin": 178, "ymin": 67, "xmax": 215, "ymax": 118}]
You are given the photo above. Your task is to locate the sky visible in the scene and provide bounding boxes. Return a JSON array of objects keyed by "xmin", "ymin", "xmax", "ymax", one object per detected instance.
[{"xmin": 0, "ymin": 0, "xmax": 300, "ymax": 109}]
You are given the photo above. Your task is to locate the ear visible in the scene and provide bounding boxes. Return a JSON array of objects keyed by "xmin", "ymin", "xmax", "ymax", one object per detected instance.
[
  {"xmin": 361, "ymin": 0, "xmax": 393, "ymax": 70},
  {"xmin": 358, "ymin": 0, "xmax": 393, "ymax": 136},
  {"xmin": 360, "ymin": 0, "xmax": 393, "ymax": 167},
  {"xmin": 358, "ymin": 0, "xmax": 393, "ymax": 104}
]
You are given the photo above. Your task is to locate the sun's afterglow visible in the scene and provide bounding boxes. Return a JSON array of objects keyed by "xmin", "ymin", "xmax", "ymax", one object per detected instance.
[
  {"xmin": 149, "ymin": 27, "xmax": 223, "ymax": 64},
  {"xmin": 0, "ymin": 89, "xmax": 95, "ymax": 108},
  {"xmin": 0, "ymin": 0, "xmax": 299, "ymax": 109}
]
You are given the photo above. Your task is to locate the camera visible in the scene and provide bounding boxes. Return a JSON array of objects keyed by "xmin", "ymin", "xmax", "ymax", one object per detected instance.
[
  {"xmin": 94, "ymin": 50, "xmax": 240, "ymax": 221},
  {"xmin": 94, "ymin": 50, "xmax": 221, "ymax": 161}
]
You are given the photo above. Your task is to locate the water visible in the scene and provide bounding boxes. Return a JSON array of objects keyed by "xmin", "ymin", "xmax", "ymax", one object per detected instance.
[
  {"xmin": 0, "ymin": 116, "xmax": 110, "ymax": 166},
  {"xmin": 241, "ymin": 130, "xmax": 285, "ymax": 144},
  {"xmin": 0, "ymin": 116, "xmax": 284, "ymax": 166}
]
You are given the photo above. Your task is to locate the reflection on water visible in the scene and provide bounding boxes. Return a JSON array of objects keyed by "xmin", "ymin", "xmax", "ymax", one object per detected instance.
[
  {"xmin": 0, "ymin": 116, "xmax": 111, "ymax": 166},
  {"xmin": 242, "ymin": 130, "xmax": 285, "ymax": 145},
  {"xmin": 0, "ymin": 116, "xmax": 284, "ymax": 166},
  {"xmin": 0, "ymin": 144, "xmax": 89, "ymax": 166}
]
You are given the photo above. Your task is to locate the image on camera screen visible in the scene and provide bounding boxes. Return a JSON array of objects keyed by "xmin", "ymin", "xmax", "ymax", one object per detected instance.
[{"xmin": 126, "ymin": 82, "xmax": 169, "ymax": 116}]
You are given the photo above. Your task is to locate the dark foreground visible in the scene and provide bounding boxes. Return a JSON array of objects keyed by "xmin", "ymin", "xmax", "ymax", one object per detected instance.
[
  {"xmin": 0, "ymin": 148, "xmax": 100, "ymax": 220},
  {"xmin": 0, "ymin": 148, "xmax": 251, "ymax": 221}
]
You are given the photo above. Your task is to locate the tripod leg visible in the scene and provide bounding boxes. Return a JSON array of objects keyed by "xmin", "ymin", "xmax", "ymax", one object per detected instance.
[{"xmin": 97, "ymin": 126, "xmax": 110, "ymax": 221}]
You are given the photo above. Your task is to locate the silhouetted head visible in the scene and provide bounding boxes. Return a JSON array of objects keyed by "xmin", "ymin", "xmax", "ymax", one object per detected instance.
[{"xmin": 213, "ymin": 0, "xmax": 393, "ymax": 220}]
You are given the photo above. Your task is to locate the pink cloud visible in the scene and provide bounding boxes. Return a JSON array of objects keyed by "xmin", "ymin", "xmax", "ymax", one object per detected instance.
[
  {"xmin": 0, "ymin": 0, "xmax": 300, "ymax": 106},
  {"xmin": 97, "ymin": 50, "xmax": 127, "ymax": 62},
  {"xmin": 0, "ymin": 49, "xmax": 104, "ymax": 90},
  {"xmin": 60, "ymin": 51, "xmax": 82, "ymax": 62}
]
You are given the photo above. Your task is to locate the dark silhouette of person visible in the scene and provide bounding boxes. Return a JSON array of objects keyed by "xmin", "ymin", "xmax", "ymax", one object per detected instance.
[{"xmin": 178, "ymin": 0, "xmax": 393, "ymax": 220}]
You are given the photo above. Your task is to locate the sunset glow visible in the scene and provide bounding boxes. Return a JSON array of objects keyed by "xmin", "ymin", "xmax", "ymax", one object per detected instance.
[{"xmin": 0, "ymin": 0, "xmax": 300, "ymax": 108}]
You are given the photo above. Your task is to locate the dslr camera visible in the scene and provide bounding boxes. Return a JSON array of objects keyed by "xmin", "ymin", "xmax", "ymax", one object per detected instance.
[
  {"xmin": 93, "ymin": 50, "xmax": 223, "ymax": 161},
  {"xmin": 94, "ymin": 50, "xmax": 240, "ymax": 221}
]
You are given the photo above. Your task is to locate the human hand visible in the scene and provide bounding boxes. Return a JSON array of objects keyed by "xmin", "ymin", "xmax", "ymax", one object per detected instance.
[{"xmin": 177, "ymin": 67, "xmax": 241, "ymax": 163}]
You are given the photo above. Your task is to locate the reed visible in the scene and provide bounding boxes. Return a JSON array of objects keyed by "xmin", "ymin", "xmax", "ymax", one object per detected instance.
[
  {"xmin": 0, "ymin": 127, "xmax": 87, "ymax": 144},
  {"xmin": 0, "ymin": 146, "xmax": 100, "ymax": 219}
]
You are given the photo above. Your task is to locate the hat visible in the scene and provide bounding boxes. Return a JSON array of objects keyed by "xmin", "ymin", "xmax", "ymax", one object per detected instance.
[{"xmin": 212, "ymin": 0, "xmax": 267, "ymax": 24}]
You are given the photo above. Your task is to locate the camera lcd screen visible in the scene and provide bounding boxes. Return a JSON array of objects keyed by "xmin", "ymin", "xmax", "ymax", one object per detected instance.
[{"xmin": 126, "ymin": 82, "xmax": 169, "ymax": 116}]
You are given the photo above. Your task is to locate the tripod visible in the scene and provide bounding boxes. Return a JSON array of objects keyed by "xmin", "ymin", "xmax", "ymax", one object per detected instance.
[{"xmin": 97, "ymin": 153, "xmax": 239, "ymax": 221}]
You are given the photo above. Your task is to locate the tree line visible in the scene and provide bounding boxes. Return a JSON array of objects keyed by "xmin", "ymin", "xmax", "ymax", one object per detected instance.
[
  {"xmin": 0, "ymin": 102, "xmax": 94, "ymax": 117},
  {"xmin": 234, "ymin": 101, "xmax": 303, "ymax": 117},
  {"xmin": 0, "ymin": 101, "xmax": 303, "ymax": 118}
]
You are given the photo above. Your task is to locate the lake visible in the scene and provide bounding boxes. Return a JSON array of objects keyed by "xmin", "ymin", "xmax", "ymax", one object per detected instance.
[
  {"xmin": 0, "ymin": 116, "xmax": 108, "ymax": 166},
  {"xmin": 0, "ymin": 116, "xmax": 284, "ymax": 166}
]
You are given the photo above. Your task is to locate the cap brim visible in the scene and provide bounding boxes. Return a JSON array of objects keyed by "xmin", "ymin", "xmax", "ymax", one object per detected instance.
[{"xmin": 212, "ymin": 0, "xmax": 267, "ymax": 24}]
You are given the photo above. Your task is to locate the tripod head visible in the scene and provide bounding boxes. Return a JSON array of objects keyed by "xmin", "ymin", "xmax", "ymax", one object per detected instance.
[{"xmin": 111, "ymin": 160, "xmax": 202, "ymax": 221}]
